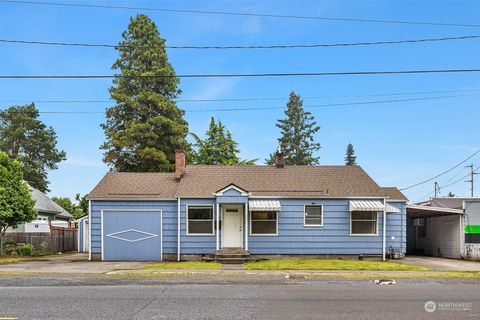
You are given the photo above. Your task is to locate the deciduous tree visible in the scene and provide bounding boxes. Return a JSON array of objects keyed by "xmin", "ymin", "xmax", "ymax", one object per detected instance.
[{"xmin": 0, "ymin": 152, "xmax": 37, "ymax": 252}]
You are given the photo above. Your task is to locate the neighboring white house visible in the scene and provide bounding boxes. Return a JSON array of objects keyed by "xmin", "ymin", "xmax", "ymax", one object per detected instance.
[{"xmin": 7, "ymin": 186, "xmax": 73, "ymax": 233}]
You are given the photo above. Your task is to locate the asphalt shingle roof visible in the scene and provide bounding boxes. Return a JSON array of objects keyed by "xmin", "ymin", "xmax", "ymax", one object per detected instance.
[
  {"xmin": 88, "ymin": 165, "xmax": 407, "ymax": 201},
  {"xmin": 30, "ymin": 186, "xmax": 73, "ymax": 218}
]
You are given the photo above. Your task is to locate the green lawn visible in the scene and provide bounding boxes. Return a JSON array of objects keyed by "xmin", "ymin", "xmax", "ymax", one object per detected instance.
[
  {"xmin": 245, "ymin": 259, "xmax": 431, "ymax": 271},
  {"xmin": 143, "ymin": 261, "xmax": 221, "ymax": 270},
  {"xmin": 0, "ymin": 257, "xmax": 32, "ymax": 264}
]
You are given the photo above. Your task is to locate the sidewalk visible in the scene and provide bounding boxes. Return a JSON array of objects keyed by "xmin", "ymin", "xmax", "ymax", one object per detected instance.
[{"xmin": 105, "ymin": 268, "xmax": 438, "ymax": 275}]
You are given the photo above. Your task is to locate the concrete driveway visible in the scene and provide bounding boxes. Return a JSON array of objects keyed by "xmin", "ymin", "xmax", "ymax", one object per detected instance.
[
  {"xmin": 398, "ymin": 256, "xmax": 480, "ymax": 271},
  {"xmin": 0, "ymin": 253, "xmax": 152, "ymax": 274}
]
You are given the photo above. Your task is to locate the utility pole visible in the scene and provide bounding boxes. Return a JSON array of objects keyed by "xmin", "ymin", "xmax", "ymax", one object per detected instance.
[
  {"xmin": 465, "ymin": 164, "xmax": 478, "ymax": 197},
  {"xmin": 434, "ymin": 181, "xmax": 440, "ymax": 197}
]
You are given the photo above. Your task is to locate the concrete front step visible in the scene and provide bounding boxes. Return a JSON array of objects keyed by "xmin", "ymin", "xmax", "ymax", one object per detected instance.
[
  {"xmin": 215, "ymin": 258, "xmax": 251, "ymax": 264},
  {"xmin": 215, "ymin": 254, "xmax": 250, "ymax": 259},
  {"xmin": 214, "ymin": 248, "xmax": 250, "ymax": 264},
  {"xmin": 215, "ymin": 248, "xmax": 249, "ymax": 254}
]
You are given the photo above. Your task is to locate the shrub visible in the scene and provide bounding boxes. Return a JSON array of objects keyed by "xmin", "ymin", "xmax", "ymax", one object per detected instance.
[
  {"xmin": 34, "ymin": 241, "xmax": 49, "ymax": 256},
  {"xmin": 2, "ymin": 239, "xmax": 17, "ymax": 256},
  {"xmin": 17, "ymin": 244, "xmax": 34, "ymax": 256}
]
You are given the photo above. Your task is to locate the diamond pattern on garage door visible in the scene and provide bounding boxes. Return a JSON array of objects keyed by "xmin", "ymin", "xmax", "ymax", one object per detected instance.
[
  {"xmin": 103, "ymin": 210, "xmax": 162, "ymax": 261},
  {"xmin": 106, "ymin": 229, "xmax": 158, "ymax": 243}
]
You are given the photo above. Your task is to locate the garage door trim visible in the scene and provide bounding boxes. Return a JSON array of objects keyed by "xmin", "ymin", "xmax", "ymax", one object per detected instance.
[{"xmin": 101, "ymin": 209, "xmax": 163, "ymax": 261}]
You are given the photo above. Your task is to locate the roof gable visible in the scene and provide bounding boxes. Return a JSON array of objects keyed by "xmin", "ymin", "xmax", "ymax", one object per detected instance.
[
  {"xmin": 29, "ymin": 187, "xmax": 73, "ymax": 218},
  {"xmin": 214, "ymin": 183, "xmax": 249, "ymax": 196}
]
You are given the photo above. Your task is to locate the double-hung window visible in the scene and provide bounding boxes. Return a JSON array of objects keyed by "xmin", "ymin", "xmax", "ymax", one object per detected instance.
[
  {"xmin": 250, "ymin": 211, "xmax": 278, "ymax": 235},
  {"xmin": 350, "ymin": 211, "xmax": 377, "ymax": 235},
  {"xmin": 187, "ymin": 206, "xmax": 214, "ymax": 235},
  {"xmin": 304, "ymin": 205, "xmax": 323, "ymax": 226}
]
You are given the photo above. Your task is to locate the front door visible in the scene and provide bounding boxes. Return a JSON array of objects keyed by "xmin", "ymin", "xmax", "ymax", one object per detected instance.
[{"xmin": 222, "ymin": 205, "xmax": 243, "ymax": 248}]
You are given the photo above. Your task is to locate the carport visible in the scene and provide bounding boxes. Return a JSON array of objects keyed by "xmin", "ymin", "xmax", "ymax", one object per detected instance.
[{"xmin": 407, "ymin": 204, "xmax": 463, "ymax": 258}]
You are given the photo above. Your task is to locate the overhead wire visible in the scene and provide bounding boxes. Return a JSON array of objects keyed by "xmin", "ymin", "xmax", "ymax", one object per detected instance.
[
  {"xmin": 2, "ymin": 69, "xmax": 480, "ymax": 79},
  {"xmin": 2, "ymin": 0, "xmax": 480, "ymax": 28},
  {"xmin": 400, "ymin": 148, "xmax": 480, "ymax": 191},
  {"xmin": 1, "ymin": 35, "xmax": 479, "ymax": 49}
]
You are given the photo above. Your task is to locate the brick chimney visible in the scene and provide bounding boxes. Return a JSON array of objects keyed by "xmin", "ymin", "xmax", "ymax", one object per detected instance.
[
  {"xmin": 175, "ymin": 149, "xmax": 185, "ymax": 181},
  {"xmin": 275, "ymin": 151, "xmax": 285, "ymax": 168}
]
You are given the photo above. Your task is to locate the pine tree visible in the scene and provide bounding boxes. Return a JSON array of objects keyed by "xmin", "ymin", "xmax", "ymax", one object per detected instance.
[
  {"xmin": 266, "ymin": 92, "xmax": 321, "ymax": 165},
  {"xmin": 344, "ymin": 143, "xmax": 357, "ymax": 166},
  {"xmin": 192, "ymin": 117, "xmax": 255, "ymax": 165},
  {"xmin": 0, "ymin": 103, "xmax": 66, "ymax": 192},
  {"xmin": 101, "ymin": 15, "xmax": 189, "ymax": 172}
]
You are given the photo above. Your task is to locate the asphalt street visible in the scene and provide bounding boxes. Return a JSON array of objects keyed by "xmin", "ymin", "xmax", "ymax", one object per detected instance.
[{"xmin": 0, "ymin": 277, "xmax": 479, "ymax": 320}]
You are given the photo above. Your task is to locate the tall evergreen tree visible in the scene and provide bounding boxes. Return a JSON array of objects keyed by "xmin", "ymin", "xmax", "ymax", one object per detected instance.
[
  {"xmin": 191, "ymin": 117, "xmax": 255, "ymax": 165},
  {"xmin": 266, "ymin": 92, "xmax": 321, "ymax": 165},
  {"xmin": 344, "ymin": 143, "xmax": 357, "ymax": 166},
  {"xmin": 101, "ymin": 15, "xmax": 189, "ymax": 172},
  {"xmin": 0, "ymin": 103, "xmax": 66, "ymax": 192}
]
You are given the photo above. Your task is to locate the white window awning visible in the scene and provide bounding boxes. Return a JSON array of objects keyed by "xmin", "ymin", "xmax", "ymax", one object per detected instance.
[
  {"xmin": 249, "ymin": 200, "xmax": 281, "ymax": 211},
  {"xmin": 349, "ymin": 200, "xmax": 385, "ymax": 212},
  {"xmin": 385, "ymin": 203, "xmax": 400, "ymax": 213}
]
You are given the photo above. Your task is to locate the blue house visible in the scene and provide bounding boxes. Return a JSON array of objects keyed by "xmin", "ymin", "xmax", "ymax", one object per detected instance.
[{"xmin": 87, "ymin": 150, "xmax": 407, "ymax": 262}]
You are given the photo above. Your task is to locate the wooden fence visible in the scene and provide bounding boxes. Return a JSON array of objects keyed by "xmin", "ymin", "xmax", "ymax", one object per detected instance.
[{"xmin": 2, "ymin": 227, "xmax": 77, "ymax": 253}]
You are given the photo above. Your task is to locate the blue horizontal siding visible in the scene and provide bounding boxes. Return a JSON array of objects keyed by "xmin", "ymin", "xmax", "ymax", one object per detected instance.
[
  {"xmin": 248, "ymin": 199, "xmax": 400, "ymax": 255},
  {"xmin": 386, "ymin": 202, "xmax": 407, "ymax": 253},
  {"xmin": 91, "ymin": 197, "xmax": 407, "ymax": 259},
  {"xmin": 180, "ymin": 198, "xmax": 216, "ymax": 255}
]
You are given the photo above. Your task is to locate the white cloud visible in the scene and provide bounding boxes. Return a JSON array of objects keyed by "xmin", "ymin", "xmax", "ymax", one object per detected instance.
[
  {"xmin": 63, "ymin": 156, "xmax": 105, "ymax": 168},
  {"xmin": 189, "ymin": 78, "xmax": 241, "ymax": 101}
]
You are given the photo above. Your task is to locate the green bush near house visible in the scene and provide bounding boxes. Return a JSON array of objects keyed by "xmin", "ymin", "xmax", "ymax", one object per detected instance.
[
  {"xmin": 3, "ymin": 240, "xmax": 17, "ymax": 256},
  {"xmin": 16, "ymin": 244, "xmax": 34, "ymax": 256},
  {"xmin": 33, "ymin": 241, "xmax": 49, "ymax": 256},
  {"xmin": 245, "ymin": 259, "xmax": 431, "ymax": 271}
]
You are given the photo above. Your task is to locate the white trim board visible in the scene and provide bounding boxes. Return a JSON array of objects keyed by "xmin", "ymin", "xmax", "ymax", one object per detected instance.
[
  {"xmin": 221, "ymin": 204, "xmax": 244, "ymax": 248},
  {"xmin": 185, "ymin": 204, "xmax": 215, "ymax": 236},
  {"xmin": 214, "ymin": 184, "xmax": 250, "ymax": 196},
  {"xmin": 303, "ymin": 204, "xmax": 324, "ymax": 227}
]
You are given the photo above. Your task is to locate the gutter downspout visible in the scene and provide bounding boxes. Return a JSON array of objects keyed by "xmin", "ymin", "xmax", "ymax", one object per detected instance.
[
  {"xmin": 177, "ymin": 197, "xmax": 181, "ymax": 261},
  {"xmin": 382, "ymin": 198, "xmax": 387, "ymax": 261},
  {"xmin": 216, "ymin": 203, "xmax": 220, "ymax": 250},
  {"xmin": 88, "ymin": 200, "xmax": 91, "ymax": 261}
]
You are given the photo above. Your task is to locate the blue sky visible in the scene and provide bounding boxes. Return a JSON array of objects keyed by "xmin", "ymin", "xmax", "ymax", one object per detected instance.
[{"xmin": 0, "ymin": 0, "xmax": 479, "ymax": 202}]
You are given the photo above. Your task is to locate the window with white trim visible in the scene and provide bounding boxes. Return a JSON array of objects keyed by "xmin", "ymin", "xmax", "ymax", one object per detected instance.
[
  {"xmin": 250, "ymin": 211, "xmax": 277, "ymax": 235},
  {"xmin": 351, "ymin": 211, "xmax": 377, "ymax": 235},
  {"xmin": 304, "ymin": 205, "xmax": 322, "ymax": 226},
  {"xmin": 187, "ymin": 206, "xmax": 214, "ymax": 235}
]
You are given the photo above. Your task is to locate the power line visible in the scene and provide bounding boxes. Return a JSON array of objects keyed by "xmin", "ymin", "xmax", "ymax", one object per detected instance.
[
  {"xmin": 3, "ymin": 88, "xmax": 479, "ymax": 104},
  {"xmin": 414, "ymin": 165, "xmax": 480, "ymax": 202},
  {"xmin": 13, "ymin": 93, "xmax": 478, "ymax": 114},
  {"xmin": 442, "ymin": 167, "xmax": 479, "ymax": 189},
  {"xmin": 400, "ymin": 148, "xmax": 480, "ymax": 191},
  {"xmin": 2, "ymin": 0, "xmax": 480, "ymax": 28},
  {"xmin": 2, "ymin": 69, "xmax": 480, "ymax": 79},
  {"xmin": 2, "ymin": 35, "xmax": 480, "ymax": 50}
]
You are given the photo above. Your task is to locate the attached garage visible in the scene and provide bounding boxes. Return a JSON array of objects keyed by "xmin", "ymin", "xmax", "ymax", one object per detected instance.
[{"xmin": 102, "ymin": 210, "xmax": 163, "ymax": 261}]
